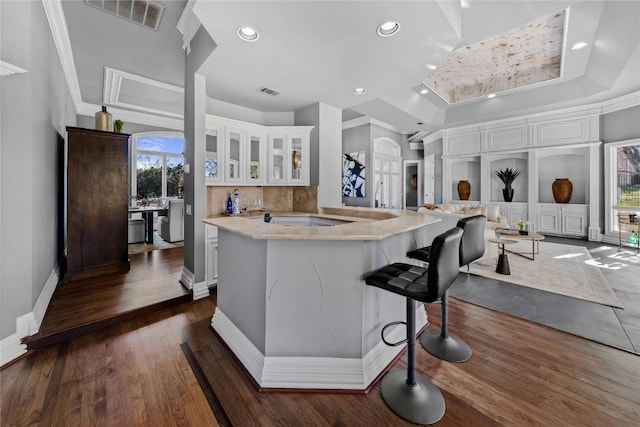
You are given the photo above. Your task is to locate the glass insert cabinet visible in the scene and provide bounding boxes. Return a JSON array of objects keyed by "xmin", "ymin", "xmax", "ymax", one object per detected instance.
[{"xmin": 205, "ymin": 114, "xmax": 312, "ymax": 186}]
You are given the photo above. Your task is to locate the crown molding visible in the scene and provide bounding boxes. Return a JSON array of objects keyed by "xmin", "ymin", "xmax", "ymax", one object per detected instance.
[
  {"xmin": 103, "ymin": 67, "xmax": 184, "ymax": 119},
  {"xmin": 421, "ymin": 130, "xmax": 443, "ymax": 146},
  {"xmin": 342, "ymin": 116, "xmax": 405, "ymax": 134},
  {"xmin": 177, "ymin": 0, "xmax": 201, "ymax": 54},
  {"xmin": 0, "ymin": 60, "xmax": 27, "ymax": 77},
  {"xmin": 600, "ymin": 91, "xmax": 640, "ymax": 115},
  {"xmin": 78, "ymin": 102, "xmax": 183, "ymax": 131},
  {"xmin": 42, "ymin": 0, "xmax": 83, "ymax": 109}
]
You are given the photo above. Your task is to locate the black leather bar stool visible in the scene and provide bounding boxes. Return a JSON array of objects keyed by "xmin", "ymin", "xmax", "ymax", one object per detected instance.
[
  {"xmin": 365, "ymin": 227, "xmax": 463, "ymax": 425},
  {"xmin": 407, "ymin": 215, "xmax": 486, "ymax": 363}
]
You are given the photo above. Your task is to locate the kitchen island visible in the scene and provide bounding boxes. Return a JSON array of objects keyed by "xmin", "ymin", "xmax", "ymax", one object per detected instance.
[{"xmin": 203, "ymin": 207, "xmax": 443, "ymax": 391}]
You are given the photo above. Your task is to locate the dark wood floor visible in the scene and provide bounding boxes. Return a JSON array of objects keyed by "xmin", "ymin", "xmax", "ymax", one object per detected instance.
[
  {"xmin": 23, "ymin": 247, "xmax": 190, "ymax": 349},
  {"xmin": 3, "ymin": 283, "xmax": 639, "ymax": 425}
]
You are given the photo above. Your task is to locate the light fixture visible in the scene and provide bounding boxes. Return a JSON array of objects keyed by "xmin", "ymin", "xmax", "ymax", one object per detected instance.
[
  {"xmin": 571, "ymin": 41, "xmax": 588, "ymax": 50},
  {"xmin": 420, "ymin": 89, "xmax": 429, "ymax": 95},
  {"xmin": 487, "ymin": 93, "xmax": 496, "ymax": 99},
  {"xmin": 461, "ymin": 0, "xmax": 471, "ymax": 8},
  {"xmin": 377, "ymin": 21, "xmax": 400, "ymax": 37},
  {"xmin": 353, "ymin": 88, "xmax": 367, "ymax": 95},
  {"xmin": 237, "ymin": 26, "xmax": 259, "ymax": 42},
  {"xmin": 426, "ymin": 64, "xmax": 437, "ymax": 70}
]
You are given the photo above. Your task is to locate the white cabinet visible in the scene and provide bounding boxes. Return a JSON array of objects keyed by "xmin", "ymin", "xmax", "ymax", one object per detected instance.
[
  {"xmin": 536, "ymin": 204, "xmax": 587, "ymax": 237},
  {"xmin": 205, "ymin": 224, "xmax": 218, "ymax": 287},
  {"xmin": 223, "ymin": 124, "xmax": 266, "ymax": 184},
  {"xmin": 206, "ymin": 114, "xmax": 311, "ymax": 186},
  {"xmin": 495, "ymin": 202, "xmax": 528, "ymax": 226},
  {"xmin": 268, "ymin": 130, "xmax": 310, "ymax": 185}
]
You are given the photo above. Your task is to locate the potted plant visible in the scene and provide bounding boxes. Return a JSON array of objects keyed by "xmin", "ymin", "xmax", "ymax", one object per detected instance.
[
  {"xmin": 495, "ymin": 167, "xmax": 520, "ymax": 202},
  {"xmin": 113, "ymin": 119, "xmax": 124, "ymax": 133}
]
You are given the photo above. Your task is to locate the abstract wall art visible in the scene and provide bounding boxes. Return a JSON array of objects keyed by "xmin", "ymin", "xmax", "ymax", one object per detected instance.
[{"xmin": 342, "ymin": 151, "xmax": 366, "ymax": 197}]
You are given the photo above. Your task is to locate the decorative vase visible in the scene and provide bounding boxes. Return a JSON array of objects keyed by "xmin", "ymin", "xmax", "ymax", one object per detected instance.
[
  {"xmin": 502, "ymin": 188, "xmax": 514, "ymax": 202},
  {"xmin": 457, "ymin": 180, "xmax": 471, "ymax": 200},
  {"xmin": 518, "ymin": 229, "xmax": 528, "ymax": 235},
  {"xmin": 94, "ymin": 106, "xmax": 113, "ymax": 131},
  {"xmin": 552, "ymin": 178, "xmax": 572, "ymax": 203}
]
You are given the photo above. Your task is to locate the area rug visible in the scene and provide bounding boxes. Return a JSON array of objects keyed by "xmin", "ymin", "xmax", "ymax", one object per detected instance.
[{"xmin": 468, "ymin": 240, "xmax": 624, "ymax": 308}]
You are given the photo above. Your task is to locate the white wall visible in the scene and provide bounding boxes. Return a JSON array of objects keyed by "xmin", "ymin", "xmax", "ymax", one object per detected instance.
[{"xmin": 1, "ymin": 1, "xmax": 76, "ymax": 342}]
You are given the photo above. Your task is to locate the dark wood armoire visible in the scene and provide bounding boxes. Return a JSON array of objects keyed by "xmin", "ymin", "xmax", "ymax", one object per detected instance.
[{"xmin": 65, "ymin": 127, "xmax": 130, "ymax": 281}]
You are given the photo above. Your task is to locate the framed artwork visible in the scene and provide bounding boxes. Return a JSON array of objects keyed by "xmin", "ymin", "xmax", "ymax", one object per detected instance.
[{"xmin": 342, "ymin": 151, "xmax": 366, "ymax": 197}]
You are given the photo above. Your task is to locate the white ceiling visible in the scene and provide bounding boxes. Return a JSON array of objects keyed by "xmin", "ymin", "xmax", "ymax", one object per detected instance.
[{"xmin": 62, "ymin": 0, "xmax": 640, "ymax": 134}]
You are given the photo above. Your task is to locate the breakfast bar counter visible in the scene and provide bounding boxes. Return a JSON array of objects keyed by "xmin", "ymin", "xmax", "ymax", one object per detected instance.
[{"xmin": 203, "ymin": 207, "xmax": 444, "ymax": 391}]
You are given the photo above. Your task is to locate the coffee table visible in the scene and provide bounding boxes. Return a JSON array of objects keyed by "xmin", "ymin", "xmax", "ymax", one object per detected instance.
[
  {"xmin": 488, "ymin": 238, "xmax": 518, "ymax": 275},
  {"xmin": 495, "ymin": 229, "xmax": 545, "ymax": 260}
]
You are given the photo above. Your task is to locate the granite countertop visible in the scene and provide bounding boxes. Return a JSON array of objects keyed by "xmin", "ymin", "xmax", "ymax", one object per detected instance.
[{"xmin": 203, "ymin": 206, "xmax": 441, "ymax": 241}]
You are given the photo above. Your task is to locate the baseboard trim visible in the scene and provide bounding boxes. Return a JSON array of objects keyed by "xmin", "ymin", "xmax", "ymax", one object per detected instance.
[
  {"xmin": 1, "ymin": 313, "xmax": 34, "ymax": 367},
  {"xmin": 211, "ymin": 306, "xmax": 427, "ymax": 390},
  {"xmin": 1, "ymin": 262, "xmax": 61, "ymax": 367},
  {"xmin": 180, "ymin": 267, "xmax": 194, "ymax": 291},
  {"xmin": 192, "ymin": 280, "xmax": 210, "ymax": 300}
]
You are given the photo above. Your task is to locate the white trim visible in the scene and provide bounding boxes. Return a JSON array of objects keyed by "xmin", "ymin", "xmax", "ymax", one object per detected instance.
[
  {"xmin": 211, "ymin": 306, "xmax": 427, "ymax": 390},
  {"xmin": 103, "ymin": 67, "xmax": 184, "ymax": 119},
  {"xmin": 42, "ymin": 0, "xmax": 83, "ymax": 109},
  {"xmin": 0, "ymin": 60, "xmax": 27, "ymax": 77},
  {"xmin": 192, "ymin": 280, "xmax": 210, "ymax": 300},
  {"xmin": 0, "ymin": 313, "xmax": 33, "ymax": 367},
  {"xmin": 180, "ymin": 266, "xmax": 195, "ymax": 291},
  {"xmin": 600, "ymin": 91, "xmax": 640, "ymax": 115},
  {"xmin": 422, "ymin": 130, "xmax": 443, "ymax": 146},
  {"xmin": 78, "ymin": 102, "xmax": 183, "ymax": 130},
  {"xmin": 408, "ymin": 142, "xmax": 423, "ymax": 150},
  {"xmin": 342, "ymin": 116, "xmax": 405, "ymax": 134},
  {"xmin": 31, "ymin": 264, "xmax": 61, "ymax": 334},
  {"xmin": 177, "ymin": 0, "xmax": 201, "ymax": 54}
]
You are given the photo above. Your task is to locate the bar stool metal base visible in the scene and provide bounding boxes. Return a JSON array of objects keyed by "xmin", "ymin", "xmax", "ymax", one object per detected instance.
[
  {"xmin": 380, "ymin": 370, "xmax": 445, "ymax": 425},
  {"xmin": 419, "ymin": 330, "xmax": 472, "ymax": 363}
]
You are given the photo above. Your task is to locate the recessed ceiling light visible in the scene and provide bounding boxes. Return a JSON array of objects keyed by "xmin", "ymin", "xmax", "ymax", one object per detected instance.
[
  {"xmin": 377, "ymin": 21, "xmax": 400, "ymax": 37},
  {"xmin": 461, "ymin": 0, "xmax": 471, "ymax": 8},
  {"xmin": 420, "ymin": 89, "xmax": 429, "ymax": 95},
  {"xmin": 571, "ymin": 41, "xmax": 588, "ymax": 50},
  {"xmin": 237, "ymin": 26, "xmax": 259, "ymax": 42},
  {"xmin": 353, "ymin": 88, "xmax": 366, "ymax": 95},
  {"xmin": 426, "ymin": 64, "xmax": 437, "ymax": 70},
  {"xmin": 487, "ymin": 93, "xmax": 496, "ymax": 99}
]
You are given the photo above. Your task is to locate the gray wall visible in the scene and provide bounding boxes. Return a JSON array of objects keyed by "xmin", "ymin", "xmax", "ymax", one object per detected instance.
[
  {"xmin": 600, "ymin": 106, "xmax": 640, "ymax": 143},
  {"xmin": 1, "ymin": 1, "xmax": 76, "ymax": 339},
  {"xmin": 184, "ymin": 26, "xmax": 216, "ymax": 284},
  {"xmin": 423, "ymin": 139, "xmax": 443, "ymax": 203}
]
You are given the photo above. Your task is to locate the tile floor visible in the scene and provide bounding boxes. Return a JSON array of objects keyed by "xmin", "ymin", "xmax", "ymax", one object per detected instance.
[{"xmin": 449, "ymin": 235, "xmax": 640, "ymax": 353}]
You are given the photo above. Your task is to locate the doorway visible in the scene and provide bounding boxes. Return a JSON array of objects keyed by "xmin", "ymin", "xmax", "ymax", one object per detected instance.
[
  {"xmin": 404, "ymin": 160, "xmax": 422, "ymax": 210},
  {"xmin": 424, "ymin": 154, "xmax": 435, "ymax": 204}
]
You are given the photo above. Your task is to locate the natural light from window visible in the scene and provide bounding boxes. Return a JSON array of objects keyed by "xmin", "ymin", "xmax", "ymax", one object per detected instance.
[{"xmin": 132, "ymin": 133, "xmax": 184, "ymax": 206}]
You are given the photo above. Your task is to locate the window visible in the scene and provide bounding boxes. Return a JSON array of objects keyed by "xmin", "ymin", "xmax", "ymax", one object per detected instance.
[
  {"xmin": 131, "ymin": 132, "xmax": 184, "ymax": 206},
  {"xmin": 605, "ymin": 139, "xmax": 640, "ymax": 238}
]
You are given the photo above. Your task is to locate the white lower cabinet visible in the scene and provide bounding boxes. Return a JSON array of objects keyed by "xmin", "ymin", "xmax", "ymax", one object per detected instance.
[
  {"xmin": 495, "ymin": 202, "xmax": 528, "ymax": 226},
  {"xmin": 536, "ymin": 204, "xmax": 587, "ymax": 237},
  {"xmin": 205, "ymin": 224, "xmax": 218, "ymax": 287}
]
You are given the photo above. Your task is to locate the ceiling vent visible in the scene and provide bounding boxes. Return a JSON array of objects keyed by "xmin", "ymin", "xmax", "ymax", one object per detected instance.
[
  {"xmin": 84, "ymin": 0, "xmax": 165, "ymax": 31},
  {"xmin": 258, "ymin": 87, "xmax": 280, "ymax": 96}
]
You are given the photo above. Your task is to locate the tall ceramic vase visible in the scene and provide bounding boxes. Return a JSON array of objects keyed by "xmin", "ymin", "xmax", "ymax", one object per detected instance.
[
  {"xmin": 457, "ymin": 180, "xmax": 471, "ymax": 200},
  {"xmin": 95, "ymin": 106, "xmax": 113, "ymax": 131},
  {"xmin": 552, "ymin": 178, "xmax": 572, "ymax": 203}
]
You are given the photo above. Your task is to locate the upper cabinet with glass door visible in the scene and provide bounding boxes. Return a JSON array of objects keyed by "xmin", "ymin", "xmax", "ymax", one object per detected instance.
[
  {"xmin": 206, "ymin": 114, "xmax": 312, "ymax": 186},
  {"xmin": 268, "ymin": 128, "xmax": 312, "ymax": 185}
]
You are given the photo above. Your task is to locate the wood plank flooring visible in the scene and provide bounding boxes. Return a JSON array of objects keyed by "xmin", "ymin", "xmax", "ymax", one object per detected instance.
[
  {"xmin": 23, "ymin": 247, "xmax": 190, "ymax": 349},
  {"xmin": 3, "ymin": 288, "xmax": 638, "ymax": 426},
  {"xmin": 184, "ymin": 298, "xmax": 640, "ymax": 426}
]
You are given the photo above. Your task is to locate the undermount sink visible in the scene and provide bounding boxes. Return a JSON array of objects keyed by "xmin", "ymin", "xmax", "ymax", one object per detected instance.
[{"xmin": 250, "ymin": 215, "xmax": 353, "ymax": 227}]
